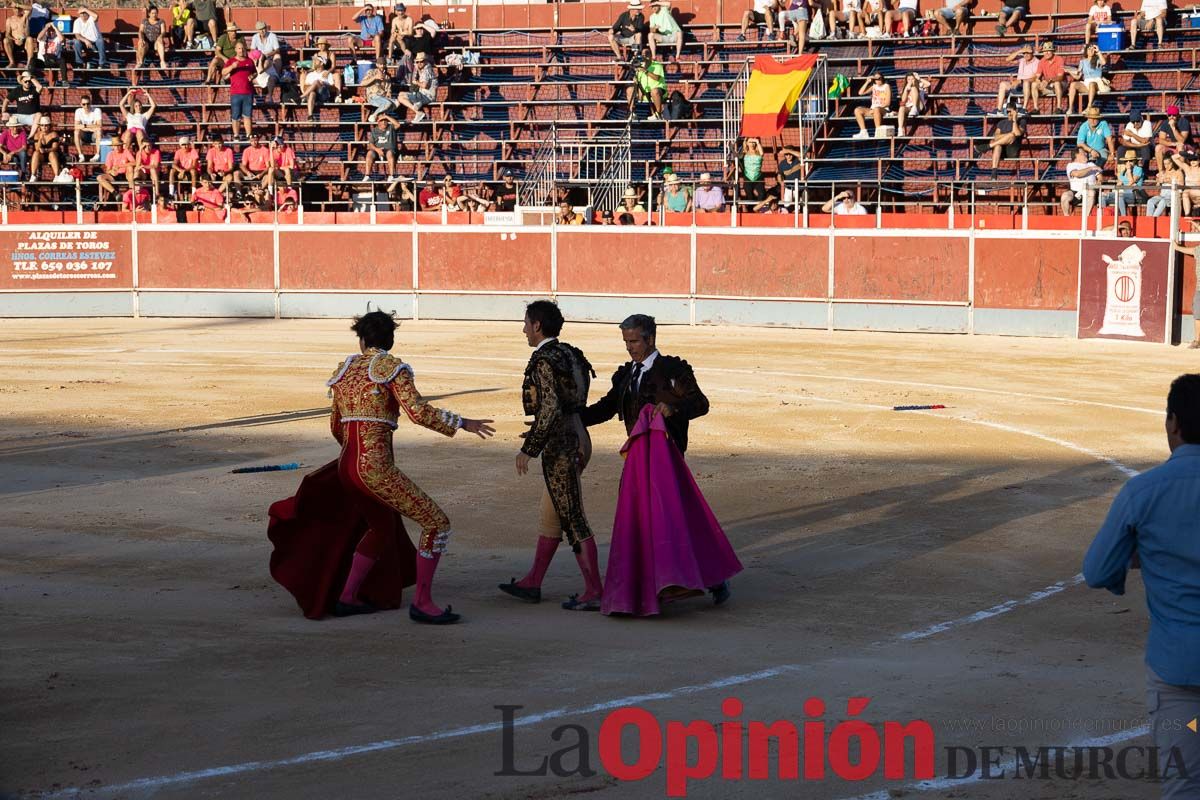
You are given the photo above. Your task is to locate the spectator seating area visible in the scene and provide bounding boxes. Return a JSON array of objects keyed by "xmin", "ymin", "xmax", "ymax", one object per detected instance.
[{"xmin": 1, "ymin": 0, "xmax": 1199, "ymax": 221}]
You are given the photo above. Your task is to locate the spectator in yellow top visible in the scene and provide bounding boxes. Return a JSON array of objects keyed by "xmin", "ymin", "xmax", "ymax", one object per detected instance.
[
  {"xmin": 171, "ymin": 0, "xmax": 196, "ymax": 49},
  {"xmin": 628, "ymin": 48, "xmax": 666, "ymax": 121},
  {"xmin": 556, "ymin": 200, "xmax": 582, "ymax": 225}
]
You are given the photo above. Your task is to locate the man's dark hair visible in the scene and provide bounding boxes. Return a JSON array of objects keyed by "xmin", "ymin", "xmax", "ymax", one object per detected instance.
[
  {"xmin": 617, "ymin": 212, "xmax": 635, "ymax": 225},
  {"xmin": 525, "ymin": 300, "xmax": 564, "ymax": 338},
  {"xmin": 619, "ymin": 313, "xmax": 656, "ymax": 340},
  {"xmin": 1167, "ymin": 373, "xmax": 1200, "ymax": 444},
  {"xmin": 351, "ymin": 309, "xmax": 398, "ymax": 350}
]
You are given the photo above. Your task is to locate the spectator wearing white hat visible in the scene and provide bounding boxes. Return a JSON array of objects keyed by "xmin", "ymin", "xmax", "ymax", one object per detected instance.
[
  {"xmin": 609, "ymin": 0, "xmax": 648, "ymax": 60},
  {"xmin": 3, "ymin": 71, "xmax": 43, "ymax": 134},
  {"xmin": 250, "ymin": 20, "xmax": 281, "ymax": 79},
  {"xmin": 0, "ymin": 117, "xmax": 29, "ymax": 178},
  {"xmin": 72, "ymin": 94, "xmax": 102, "ymax": 162},
  {"xmin": 658, "ymin": 172, "xmax": 692, "ymax": 212},
  {"xmin": 28, "ymin": 114, "xmax": 62, "ymax": 180},
  {"xmin": 693, "ymin": 172, "xmax": 725, "ymax": 212},
  {"xmin": 619, "ymin": 185, "xmax": 646, "ymax": 213},
  {"xmin": 648, "ymin": 0, "xmax": 683, "ymax": 60},
  {"xmin": 169, "ymin": 135, "xmax": 200, "ymax": 197},
  {"xmin": 72, "ymin": 7, "xmax": 106, "ymax": 67}
]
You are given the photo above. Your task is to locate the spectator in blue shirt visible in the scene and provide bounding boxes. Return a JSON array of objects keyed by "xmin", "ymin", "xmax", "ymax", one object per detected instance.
[
  {"xmin": 1084, "ymin": 373, "xmax": 1200, "ymax": 799},
  {"xmin": 1077, "ymin": 106, "xmax": 1116, "ymax": 163},
  {"xmin": 352, "ymin": 4, "xmax": 385, "ymax": 64},
  {"xmin": 1100, "ymin": 150, "xmax": 1146, "ymax": 215}
]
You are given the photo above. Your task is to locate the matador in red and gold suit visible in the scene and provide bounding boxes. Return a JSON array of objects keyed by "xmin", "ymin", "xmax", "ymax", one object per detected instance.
[{"xmin": 269, "ymin": 313, "xmax": 493, "ymax": 624}]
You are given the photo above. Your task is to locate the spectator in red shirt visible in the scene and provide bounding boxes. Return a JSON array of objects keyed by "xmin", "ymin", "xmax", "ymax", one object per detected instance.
[
  {"xmin": 122, "ymin": 180, "xmax": 152, "ymax": 212},
  {"xmin": 239, "ymin": 132, "xmax": 272, "ymax": 184},
  {"xmin": 134, "ymin": 140, "xmax": 162, "ymax": 200},
  {"xmin": 192, "ymin": 175, "xmax": 226, "ymax": 218},
  {"xmin": 96, "ymin": 138, "xmax": 136, "ymax": 204},
  {"xmin": 1032, "ymin": 41, "xmax": 1067, "ymax": 114},
  {"xmin": 204, "ymin": 133, "xmax": 238, "ymax": 192},
  {"xmin": 417, "ymin": 175, "xmax": 440, "ymax": 210},
  {"xmin": 169, "ymin": 135, "xmax": 200, "ymax": 198},
  {"xmin": 269, "ymin": 136, "xmax": 297, "ymax": 188},
  {"xmin": 221, "ymin": 40, "xmax": 256, "ymax": 139},
  {"xmin": 275, "ymin": 183, "xmax": 298, "ymax": 211}
]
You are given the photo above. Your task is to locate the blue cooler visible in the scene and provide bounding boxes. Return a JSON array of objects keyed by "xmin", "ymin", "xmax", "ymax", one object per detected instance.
[
  {"xmin": 356, "ymin": 60, "xmax": 373, "ymax": 84},
  {"xmin": 98, "ymin": 137, "xmax": 113, "ymax": 165},
  {"xmin": 1189, "ymin": 12, "xmax": 1200, "ymax": 27},
  {"xmin": 0, "ymin": 170, "xmax": 19, "ymax": 183},
  {"xmin": 1097, "ymin": 24, "xmax": 1126, "ymax": 52},
  {"xmin": 52, "ymin": 15, "xmax": 72, "ymax": 34}
]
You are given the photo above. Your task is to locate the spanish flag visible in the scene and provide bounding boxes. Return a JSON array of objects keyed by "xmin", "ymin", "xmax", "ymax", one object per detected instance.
[{"xmin": 740, "ymin": 55, "xmax": 819, "ymax": 138}]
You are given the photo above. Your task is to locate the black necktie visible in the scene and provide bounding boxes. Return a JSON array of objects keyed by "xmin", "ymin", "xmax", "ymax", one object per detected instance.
[{"xmin": 629, "ymin": 362, "xmax": 643, "ymax": 397}]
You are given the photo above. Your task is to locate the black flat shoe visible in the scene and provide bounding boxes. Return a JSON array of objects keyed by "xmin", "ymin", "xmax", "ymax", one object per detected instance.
[
  {"xmin": 709, "ymin": 582, "xmax": 732, "ymax": 606},
  {"xmin": 409, "ymin": 604, "xmax": 461, "ymax": 625},
  {"xmin": 332, "ymin": 600, "xmax": 377, "ymax": 617},
  {"xmin": 498, "ymin": 579, "xmax": 541, "ymax": 604},
  {"xmin": 561, "ymin": 594, "xmax": 601, "ymax": 611}
]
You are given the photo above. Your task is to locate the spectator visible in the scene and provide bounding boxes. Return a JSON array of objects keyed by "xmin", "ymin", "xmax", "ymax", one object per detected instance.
[
  {"xmin": 740, "ymin": 0, "xmax": 780, "ymax": 40},
  {"xmin": 35, "ymin": 21, "xmax": 65, "ymax": 73},
  {"xmin": 362, "ymin": 62, "xmax": 396, "ymax": 122},
  {"xmin": 72, "ymin": 95, "xmax": 102, "ymax": 162},
  {"xmin": 1066, "ymin": 43, "xmax": 1107, "ymax": 114},
  {"xmin": 275, "ymin": 182, "xmax": 298, "ymax": 211},
  {"xmin": 1116, "ymin": 219, "xmax": 1134, "ymax": 237},
  {"xmin": 994, "ymin": 0, "xmax": 1028, "ymax": 36},
  {"xmin": 1155, "ymin": 105, "xmax": 1191, "ymax": 175},
  {"xmin": 1083, "ymin": 374, "xmax": 1200, "ymax": 788},
  {"xmin": 233, "ymin": 182, "xmax": 271, "ymax": 219},
  {"xmin": 1084, "ymin": 0, "xmax": 1112, "ymax": 46},
  {"xmin": 754, "ymin": 193, "xmax": 786, "ymax": 213},
  {"xmin": 309, "ymin": 38, "xmax": 345, "ymax": 96},
  {"xmin": 71, "ymin": 7, "xmax": 105, "ymax": 67},
  {"xmin": 1171, "ymin": 151, "xmax": 1200, "ymax": 215},
  {"xmin": 206, "ymin": 20, "xmax": 240, "ymax": 92},
  {"xmin": 779, "ymin": 0, "xmax": 811, "ymax": 53},
  {"xmin": 822, "ymin": 190, "xmax": 869, "ymax": 214},
  {"xmin": 1032, "ymin": 41, "xmax": 1067, "ymax": 114},
  {"xmin": 609, "ymin": 0, "xmax": 648, "ymax": 58},
  {"xmin": 463, "ymin": 180, "xmax": 494, "ymax": 212},
  {"xmin": 1130, "ymin": 0, "xmax": 1166, "ymax": 49},
  {"xmin": 598, "ymin": 208, "xmax": 616, "ymax": 224},
  {"xmin": 740, "ymin": 137, "xmax": 766, "ymax": 204},
  {"xmin": 170, "ymin": 0, "xmax": 195, "ymax": 50},
  {"xmin": 4, "ymin": 71, "xmax": 43, "ymax": 133},
  {"xmin": 382, "ymin": 176, "xmax": 416, "ymax": 210},
  {"xmin": 269, "ymin": 136, "xmax": 297, "ymax": 188},
  {"xmin": 417, "ymin": 175, "xmax": 440, "ymax": 210},
  {"xmin": 301, "ymin": 64, "xmax": 337, "ymax": 118},
  {"xmin": 852, "ymin": 72, "xmax": 891, "ymax": 139},
  {"xmin": 239, "ymin": 133, "xmax": 271, "ymax": 185},
  {"xmin": 134, "ymin": 140, "xmax": 162, "ymax": 199},
  {"xmin": 121, "ymin": 178, "xmax": 152, "ymax": 212},
  {"xmin": 0, "ymin": 117, "xmax": 29, "ymax": 178},
  {"xmin": 1146, "ymin": 157, "xmax": 1181, "ymax": 217},
  {"xmin": 556, "ymin": 200, "xmax": 582, "ymax": 224},
  {"xmin": 1117, "ymin": 109, "xmax": 1153, "ymax": 166},
  {"xmin": 4, "ymin": 6, "xmax": 34, "ymax": 68},
  {"xmin": 402, "ymin": 21, "xmax": 436, "ymax": 63},
  {"xmin": 896, "ymin": 72, "xmax": 930, "ymax": 136},
  {"xmin": 980, "ymin": 104, "xmax": 1025, "ymax": 176},
  {"xmin": 27, "ymin": 114, "xmax": 60, "ymax": 180},
  {"xmin": 169, "ymin": 135, "xmax": 200, "ymax": 197},
  {"xmin": 889, "ymin": 0, "xmax": 919, "ymax": 36},
  {"xmin": 828, "ymin": 0, "xmax": 865, "ymax": 39},
  {"xmin": 617, "ymin": 211, "xmax": 636, "ymax": 225},
  {"xmin": 776, "ymin": 145, "xmax": 804, "ymax": 206},
  {"xmin": 659, "ymin": 172, "xmax": 692, "ymax": 212},
  {"xmin": 1077, "ymin": 106, "xmax": 1116, "ymax": 164},
  {"xmin": 27, "ymin": 2, "xmax": 51, "ymax": 43},
  {"xmin": 648, "ymin": 0, "xmax": 683, "ymax": 61},
  {"xmin": 137, "ymin": 6, "xmax": 169, "ymax": 70},
  {"xmin": 1099, "ymin": 150, "xmax": 1146, "ymax": 215},
  {"xmin": 192, "ymin": 175, "xmax": 226, "ymax": 217},
  {"xmin": 440, "ymin": 175, "xmax": 466, "ymax": 210},
  {"xmin": 936, "ymin": 0, "xmax": 968, "ymax": 34},
  {"xmin": 1060, "ymin": 146, "xmax": 1102, "ymax": 215},
  {"xmin": 96, "ymin": 138, "xmax": 134, "ymax": 203},
  {"xmin": 250, "ymin": 21, "xmax": 281, "ymax": 80},
  {"xmin": 363, "ymin": 116, "xmax": 398, "ymax": 181},
  {"xmin": 619, "ymin": 185, "xmax": 646, "ymax": 213},
  {"xmin": 995, "ymin": 45, "xmax": 1037, "ymax": 113},
  {"xmin": 222, "ymin": 40, "xmax": 256, "ymax": 138},
  {"xmin": 494, "ymin": 169, "xmax": 518, "ymax": 211},
  {"xmin": 204, "ymin": 133, "xmax": 237, "ymax": 192},
  {"xmin": 629, "ymin": 48, "xmax": 666, "ymax": 120},
  {"xmin": 693, "ymin": 173, "xmax": 725, "ymax": 211},
  {"xmin": 387, "ymin": 4, "xmax": 413, "ymax": 62},
  {"xmin": 352, "ymin": 4, "xmax": 385, "ymax": 64},
  {"xmin": 119, "ymin": 88, "xmax": 156, "ymax": 148},
  {"xmin": 193, "ymin": 0, "xmax": 228, "ymax": 50},
  {"xmin": 395, "ymin": 51, "xmax": 436, "ymax": 123},
  {"xmin": 862, "ymin": 0, "xmax": 888, "ymax": 34},
  {"xmin": 277, "ymin": 57, "xmax": 301, "ymax": 110}
]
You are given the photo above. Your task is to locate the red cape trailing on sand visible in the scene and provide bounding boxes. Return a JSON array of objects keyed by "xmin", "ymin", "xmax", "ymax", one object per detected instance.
[
  {"xmin": 267, "ymin": 460, "xmax": 417, "ymax": 620},
  {"xmin": 602, "ymin": 406, "xmax": 743, "ymax": 616}
]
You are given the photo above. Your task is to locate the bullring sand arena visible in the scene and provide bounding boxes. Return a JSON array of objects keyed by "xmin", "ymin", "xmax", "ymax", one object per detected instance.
[{"xmin": 0, "ymin": 318, "xmax": 1186, "ymax": 799}]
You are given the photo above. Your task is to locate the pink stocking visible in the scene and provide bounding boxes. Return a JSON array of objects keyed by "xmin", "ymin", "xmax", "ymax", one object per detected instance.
[
  {"xmin": 339, "ymin": 552, "xmax": 377, "ymax": 604},
  {"xmin": 517, "ymin": 536, "xmax": 560, "ymax": 589},
  {"xmin": 412, "ymin": 553, "xmax": 445, "ymax": 616},
  {"xmin": 574, "ymin": 538, "xmax": 603, "ymax": 602}
]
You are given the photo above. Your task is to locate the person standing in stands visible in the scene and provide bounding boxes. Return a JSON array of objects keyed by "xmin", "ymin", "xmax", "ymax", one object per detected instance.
[{"xmin": 222, "ymin": 39, "xmax": 256, "ymax": 139}]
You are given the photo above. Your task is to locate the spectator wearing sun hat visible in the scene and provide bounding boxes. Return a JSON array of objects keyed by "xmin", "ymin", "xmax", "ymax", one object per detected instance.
[
  {"xmin": 609, "ymin": 0, "xmax": 648, "ymax": 60},
  {"xmin": 693, "ymin": 172, "xmax": 725, "ymax": 212},
  {"xmin": 1032, "ymin": 40, "xmax": 1067, "ymax": 114},
  {"xmin": 0, "ymin": 116, "xmax": 29, "ymax": 179},
  {"xmin": 395, "ymin": 50, "xmax": 437, "ymax": 123},
  {"xmin": 648, "ymin": 0, "xmax": 683, "ymax": 60},
  {"xmin": 658, "ymin": 172, "xmax": 692, "ymax": 212},
  {"xmin": 1155, "ymin": 105, "xmax": 1192, "ymax": 174},
  {"xmin": 1077, "ymin": 106, "xmax": 1115, "ymax": 164}
]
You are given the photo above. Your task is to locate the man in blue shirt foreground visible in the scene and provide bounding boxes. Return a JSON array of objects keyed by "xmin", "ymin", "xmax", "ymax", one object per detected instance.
[{"xmin": 1084, "ymin": 373, "xmax": 1200, "ymax": 798}]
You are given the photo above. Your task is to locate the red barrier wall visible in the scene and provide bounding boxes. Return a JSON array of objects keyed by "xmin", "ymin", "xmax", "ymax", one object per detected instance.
[
  {"xmin": 417, "ymin": 231, "xmax": 550, "ymax": 292},
  {"xmin": 137, "ymin": 230, "xmax": 273, "ymax": 289},
  {"xmin": 557, "ymin": 231, "xmax": 690, "ymax": 294},
  {"xmin": 695, "ymin": 233, "xmax": 827, "ymax": 298},
  {"xmin": 834, "ymin": 236, "xmax": 969, "ymax": 302},
  {"xmin": 279, "ymin": 231, "xmax": 413, "ymax": 291},
  {"xmin": 0, "ymin": 228, "xmax": 133, "ymax": 291},
  {"xmin": 973, "ymin": 238, "xmax": 1080, "ymax": 310}
]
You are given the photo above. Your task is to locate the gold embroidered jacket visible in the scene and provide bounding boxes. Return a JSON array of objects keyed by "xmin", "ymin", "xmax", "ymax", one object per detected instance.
[{"xmin": 327, "ymin": 350, "xmax": 461, "ymax": 443}]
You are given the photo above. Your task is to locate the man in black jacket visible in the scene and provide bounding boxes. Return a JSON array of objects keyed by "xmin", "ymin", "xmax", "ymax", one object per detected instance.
[{"xmin": 580, "ymin": 313, "xmax": 707, "ymax": 454}]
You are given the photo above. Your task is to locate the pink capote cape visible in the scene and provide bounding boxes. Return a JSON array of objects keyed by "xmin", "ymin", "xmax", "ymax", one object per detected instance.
[{"xmin": 601, "ymin": 406, "xmax": 743, "ymax": 616}]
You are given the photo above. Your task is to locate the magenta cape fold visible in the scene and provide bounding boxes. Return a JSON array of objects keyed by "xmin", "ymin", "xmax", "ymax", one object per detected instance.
[{"xmin": 601, "ymin": 406, "xmax": 743, "ymax": 616}]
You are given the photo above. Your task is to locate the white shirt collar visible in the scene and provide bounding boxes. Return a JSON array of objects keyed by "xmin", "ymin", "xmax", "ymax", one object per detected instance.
[
  {"xmin": 634, "ymin": 350, "xmax": 659, "ymax": 371},
  {"xmin": 534, "ymin": 336, "xmax": 557, "ymax": 352}
]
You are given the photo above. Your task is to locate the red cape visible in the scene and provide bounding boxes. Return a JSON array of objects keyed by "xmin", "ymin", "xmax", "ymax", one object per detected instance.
[{"xmin": 267, "ymin": 460, "xmax": 417, "ymax": 619}]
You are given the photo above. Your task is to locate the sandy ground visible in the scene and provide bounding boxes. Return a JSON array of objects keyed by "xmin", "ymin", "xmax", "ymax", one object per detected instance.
[{"xmin": 0, "ymin": 318, "xmax": 1191, "ymax": 800}]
